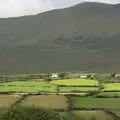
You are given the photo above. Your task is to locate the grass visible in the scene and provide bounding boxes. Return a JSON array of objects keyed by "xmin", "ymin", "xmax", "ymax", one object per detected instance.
[
  {"xmin": 0, "ymin": 95, "xmax": 20, "ymax": 108},
  {"xmin": 104, "ymin": 83, "xmax": 120, "ymax": 91},
  {"xmin": 2, "ymin": 81, "xmax": 51, "ymax": 87},
  {"xmin": 0, "ymin": 81, "xmax": 58, "ymax": 93},
  {"xmin": 59, "ymin": 87, "xmax": 98, "ymax": 93},
  {"xmin": 74, "ymin": 110, "xmax": 114, "ymax": 120},
  {"xmin": 72, "ymin": 97, "xmax": 120, "ymax": 109},
  {"xmin": 22, "ymin": 95, "xmax": 68, "ymax": 110},
  {"xmin": 0, "ymin": 86, "xmax": 57, "ymax": 93},
  {"xmin": 61, "ymin": 110, "xmax": 115, "ymax": 120},
  {"xmin": 98, "ymin": 92, "xmax": 120, "ymax": 97},
  {"xmin": 51, "ymin": 79, "xmax": 99, "ymax": 86}
]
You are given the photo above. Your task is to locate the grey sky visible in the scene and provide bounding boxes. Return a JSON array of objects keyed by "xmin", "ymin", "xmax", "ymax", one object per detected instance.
[{"xmin": 0, "ymin": 0, "xmax": 120, "ymax": 18}]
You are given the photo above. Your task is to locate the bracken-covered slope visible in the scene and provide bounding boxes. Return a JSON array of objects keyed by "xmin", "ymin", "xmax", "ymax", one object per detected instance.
[{"xmin": 0, "ymin": 2, "xmax": 120, "ymax": 74}]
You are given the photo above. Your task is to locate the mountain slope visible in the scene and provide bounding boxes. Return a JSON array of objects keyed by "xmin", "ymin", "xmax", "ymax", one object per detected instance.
[{"xmin": 0, "ymin": 2, "xmax": 120, "ymax": 74}]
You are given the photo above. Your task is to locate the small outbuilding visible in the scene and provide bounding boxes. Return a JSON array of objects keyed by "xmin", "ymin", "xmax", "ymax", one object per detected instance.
[
  {"xmin": 50, "ymin": 73, "xmax": 58, "ymax": 79},
  {"xmin": 80, "ymin": 74, "xmax": 88, "ymax": 79}
]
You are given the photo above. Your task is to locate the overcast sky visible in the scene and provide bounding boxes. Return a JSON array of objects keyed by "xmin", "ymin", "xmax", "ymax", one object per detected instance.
[{"xmin": 0, "ymin": 0, "xmax": 120, "ymax": 18}]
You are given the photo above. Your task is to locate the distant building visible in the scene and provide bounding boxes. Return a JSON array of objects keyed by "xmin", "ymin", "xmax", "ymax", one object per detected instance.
[
  {"xmin": 115, "ymin": 74, "xmax": 120, "ymax": 78},
  {"xmin": 51, "ymin": 73, "xmax": 58, "ymax": 79},
  {"xmin": 80, "ymin": 74, "xmax": 88, "ymax": 79}
]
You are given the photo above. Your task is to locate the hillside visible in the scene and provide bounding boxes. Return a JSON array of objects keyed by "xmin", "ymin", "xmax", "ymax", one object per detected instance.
[{"xmin": 0, "ymin": 2, "xmax": 120, "ymax": 74}]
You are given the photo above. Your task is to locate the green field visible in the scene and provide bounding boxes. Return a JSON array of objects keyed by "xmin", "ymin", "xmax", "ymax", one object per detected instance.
[
  {"xmin": 0, "ymin": 86, "xmax": 57, "ymax": 93},
  {"xmin": 0, "ymin": 81, "xmax": 57, "ymax": 93},
  {"xmin": 59, "ymin": 87, "xmax": 98, "ymax": 93},
  {"xmin": 72, "ymin": 97, "xmax": 120, "ymax": 109},
  {"xmin": 22, "ymin": 95, "xmax": 68, "ymax": 110},
  {"xmin": 104, "ymin": 83, "xmax": 120, "ymax": 91},
  {"xmin": 51, "ymin": 79, "xmax": 98, "ymax": 86},
  {"xmin": 98, "ymin": 92, "xmax": 120, "ymax": 97},
  {"xmin": 1, "ymin": 81, "xmax": 50, "ymax": 87},
  {"xmin": 0, "ymin": 79, "xmax": 100, "ymax": 93}
]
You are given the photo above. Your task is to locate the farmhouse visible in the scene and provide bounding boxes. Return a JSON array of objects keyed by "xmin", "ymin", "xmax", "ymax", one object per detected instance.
[
  {"xmin": 80, "ymin": 74, "xmax": 88, "ymax": 79},
  {"xmin": 51, "ymin": 73, "xmax": 58, "ymax": 79},
  {"xmin": 115, "ymin": 74, "xmax": 120, "ymax": 78}
]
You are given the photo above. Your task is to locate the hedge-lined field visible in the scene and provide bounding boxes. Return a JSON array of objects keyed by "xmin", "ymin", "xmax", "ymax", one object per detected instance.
[
  {"xmin": 22, "ymin": 95, "xmax": 68, "ymax": 110},
  {"xmin": 98, "ymin": 92, "xmax": 120, "ymax": 97},
  {"xmin": 0, "ymin": 95, "xmax": 20, "ymax": 108},
  {"xmin": 0, "ymin": 86, "xmax": 57, "ymax": 93},
  {"xmin": 74, "ymin": 110, "xmax": 114, "ymax": 120},
  {"xmin": 59, "ymin": 87, "xmax": 98, "ymax": 93},
  {"xmin": 72, "ymin": 97, "xmax": 120, "ymax": 109},
  {"xmin": 51, "ymin": 79, "xmax": 98, "ymax": 86},
  {"xmin": 103, "ymin": 83, "xmax": 120, "ymax": 91},
  {"xmin": 1, "ymin": 81, "xmax": 50, "ymax": 87},
  {"xmin": 1, "ymin": 79, "xmax": 120, "ymax": 96},
  {"xmin": 0, "ymin": 79, "xmax": 100, "ymax": 93}
]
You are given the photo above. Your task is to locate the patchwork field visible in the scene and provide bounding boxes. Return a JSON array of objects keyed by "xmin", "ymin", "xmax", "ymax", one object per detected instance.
[
  {"xmin": 0, "ymin": 95, "xmax": 20, "ymax": 108},
  {"xmin": 0, "ymin": 78, "xmax": 119, "ymax": 120},
  {"xmin": 51, "ymin": 79, "xmax": 98, "ymax": 86},
  {"xmin": 22, "ymin": 95, "xmax": 68, "ymax": 110},
  {"xmin": 0, "ymin": 79, "xmax": 100, "ymax": 93},
  {"xmin": 72, "ymin": 97, "xmax": 120, "ymax": 109}
]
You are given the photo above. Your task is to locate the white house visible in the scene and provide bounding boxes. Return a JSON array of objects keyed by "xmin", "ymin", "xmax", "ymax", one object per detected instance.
[
  {"xmin": 51, "ymin": 73, "xmax": 58, "ymax": 79},
  {"xmin": 80, "ymin": 74, "xmax": 88, "ymax": 79}
]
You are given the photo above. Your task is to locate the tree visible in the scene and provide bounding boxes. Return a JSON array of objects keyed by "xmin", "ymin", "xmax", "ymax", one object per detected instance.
[
  {"xmin": 58, "ymin": 72, "xmax": 67, "ymax": 79},
  {"xmin": 110, "ymin": 72, "xmax": 116, "ymax": 78}
]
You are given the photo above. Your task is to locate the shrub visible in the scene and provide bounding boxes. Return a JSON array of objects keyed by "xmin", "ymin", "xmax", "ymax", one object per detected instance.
[{"xmin": 0, "ymin": 106, "xmax": 65, "ymax": 120}]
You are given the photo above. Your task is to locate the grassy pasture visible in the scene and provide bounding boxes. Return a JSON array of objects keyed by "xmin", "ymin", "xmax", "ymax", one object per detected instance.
[
  {"xmin": 0, "ymin": 95, "xmax": 20, "ymax": 108},
  {"xmin": 0, "ymin": 86, "xmax": 57, "ymax": 93},
  {"xmin": 98, "ymin": 92, "xmax": 120, "ymax": 97},
  {"xmin": 22, "ymin": 95, "xmax": 68, "ymax": 110},
  {"xmin": 51, "ymin": 79, "xmax": 98, "ymax": 86},
  {"xmin": 62, "ymin": 110, "xmax": 115, "ymax": 120},
  {"xmin": 1, "ymin": 81, "xmax": 50, "ymax": 87},
  {"xmin": 59, "ymin": 87, "xmax": 98, "ymax": 93},
  {"xmin": 72, "ymin": 97, "xmax": 120, "ymax": 109},
  {"xmin": 74, "ymin": 110, "xmax": 114, "ymax": 120},
  {"xmin": 104, "ymin": 83, "xmax": 120, "ymax": 91},
  {"xmin": 0, "ymin": 79, "xmax": 99, "ymax": 93}
]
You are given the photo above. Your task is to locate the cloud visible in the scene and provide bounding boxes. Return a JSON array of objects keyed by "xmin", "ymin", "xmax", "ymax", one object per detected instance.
[
  {"xmin": 0, "ymin": 0, "xmax": 120, "ymax": 18},
  {"xmin": 0, "ymin": 0, "xmax": 54, "ymax": 18}
]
